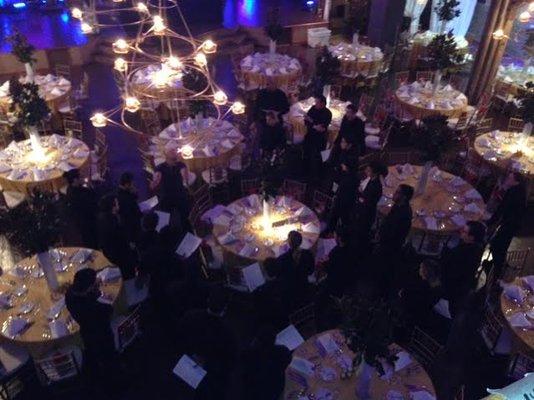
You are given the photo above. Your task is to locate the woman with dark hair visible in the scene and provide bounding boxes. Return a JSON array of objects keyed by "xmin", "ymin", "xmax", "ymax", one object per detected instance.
[{"xmin": 97, "ymin": 194, "xmax": 137, "ymax": 279}]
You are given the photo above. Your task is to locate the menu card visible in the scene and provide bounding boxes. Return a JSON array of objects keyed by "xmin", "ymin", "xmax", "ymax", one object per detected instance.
[
  {"xmin": 173, "ymin": 355, "xmax": 207, "ymax": 389},
  {"xmin": 276, "ymin": 325, "xmax": 304, "ymax": 351},
  {"xmin": 138, "ymin": 196, "xmax": 159, "ymax": 212},
  {"xmin": 155, "ymin": 211, "xmax": 170, "ymax": 232},
  {"xmin": 242, "ymin": 263, "xmax": 265, "ymax": 292},
  {"xmin": 176, "ymin": 233, "xmax": 202, "ymax": 258}
]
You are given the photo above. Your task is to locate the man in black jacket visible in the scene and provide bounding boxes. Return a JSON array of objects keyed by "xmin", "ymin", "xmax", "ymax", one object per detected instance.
[
  {"xmin": 63, "ymin": 169, "xmax": 98, "ymax": 248},
  {"xmin": 331, "ymin": 103, "xmax": 365, "ymax": 158},
  {"xmin": 377, "ymin": 184, "xmax": 414, "ymax": 254},
  {"xmin": 255, "ymin": 79, "xmax": 290, "ymax": 125},
  {"xmin": 441, "ymin": 220, "xmax": 486, "ymax": 316},
  {"xmin": 489, "ymin": 171, "xmax": 528, "ymax": 277},
  {"xmin": 117, "ymin": 171, "xmax": 142, "ymax": 244},
  {"xmin": 303, "ymin": 95, "xmax": 332, "ymax": 180},
  {"xmin": 260, "ymin": 111, "xmax": 287, "ymax": 154}
]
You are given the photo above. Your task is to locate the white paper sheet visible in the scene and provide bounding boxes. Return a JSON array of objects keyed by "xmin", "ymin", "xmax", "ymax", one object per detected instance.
[
  {"xmin": 175, "ymin": 233, "xmax": 202, "ymax": 258},
  {"xmin": 138, "ymin": 196, "xmax": 159, "ymax": 212},
  {"xmin": 276, "ymin": 325, "xmax": 304, "ymax": 351},
  {"xmin": 394, "ymin": 351, "xmax": 412, "ymax": 371},
  {"xmin": 173, "ymin": 355, "xmax": 207, "ymax": 389},
  {"xmin": 155, "ymin": 211, "xmax": 170, "ymax": 232},
  {"xmin": 316, "ymin": 333, "xmax": 339, "ymax": 355},
  {"xmin": 242, "ymin": 263, "xmax": 265, "ymax": 292},
  {"xmin": 289, "ymin": 357, "xmax": 315, "ymax": 377}
]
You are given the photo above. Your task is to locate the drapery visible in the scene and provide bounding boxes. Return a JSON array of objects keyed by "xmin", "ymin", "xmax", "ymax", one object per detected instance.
[
  {"xmin": 429, "ymin": 0, "xmax": 477, "ymax": 37},
  {"xmin": 404, "ymin": 0, "xmax": 430, "ymax": 35}
]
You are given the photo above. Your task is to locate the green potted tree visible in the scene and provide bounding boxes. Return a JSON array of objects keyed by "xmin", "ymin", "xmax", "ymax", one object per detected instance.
[
  {"xmin": 339, "ymin": 296, "xmax": 400, "ymax": 399},
  {"xmin": 8, "ymin": 30, "xmax": 37, "ymax": 82},
  {"xmin": 9, "ymin": 78, "xmax": 50, "ymax": 155},
  {"xmin": 427, "ymin": 32, "xmax": 464, "ymax": 93},
  {"xmin": 314, "ymin": 47, "xmax": 341, "ymax": 104},
  {"xmin": 434, "ymin": 0, "xmax": 460, "ymax": 34},
  {"xmin": 265, "ymin": 8, "xmax": 284, "ymax": 54}
]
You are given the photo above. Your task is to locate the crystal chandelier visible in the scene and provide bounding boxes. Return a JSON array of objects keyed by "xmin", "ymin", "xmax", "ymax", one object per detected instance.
[{"xmin": 72, "ymin": 0, "xmax": 245, "ymax": 133}]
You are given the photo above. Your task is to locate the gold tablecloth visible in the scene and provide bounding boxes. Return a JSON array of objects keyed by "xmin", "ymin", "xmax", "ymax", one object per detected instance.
[
  {"xmin": 240, "ymin": 53, "xmax": 302, "ymax": 89},
  {"xmin": 288, "ymin": 98, "xmax": 350, "ymax": 145},
  {"xmin": 496, "ymin": 64, "xmax": 533, "ymax": 99},
  {"xmin": 212, "ymin": 195, "xmax": 320, "ymax": 265},
  {"xmin": 329, "ymin": 42, "xmax": 384, "ymax": 77},
  {"xmin": 378, "ymin": 165, "xmax": 486, "ymax": 235},
  {"xmin": 0, "ymin": 248, "xmax": 123, "ymax": 356},
  {"xmin": 474, "ymin": 131, "xmax": 534, "ymax": 177},
  {"xmin": 395, "ymin": 82, "xmax": 468, "ymax": 119},
  {"xmin": 0, "ymin": 135, "xmax": 90, "ymax": 194},
  {"xmin": 284, "ymin": 329, "xmax": 436, "ymax": 400},
  {"xmin": 499, "ymin": 277, "xmax": 534, "ymax": 357},
  {"xmin": 0, "ymin": 74, "xmax": 71, "ymax": 114},
  {"xmin": 151, "ymin": 118, "xmax": 243, "ymax": 172}
]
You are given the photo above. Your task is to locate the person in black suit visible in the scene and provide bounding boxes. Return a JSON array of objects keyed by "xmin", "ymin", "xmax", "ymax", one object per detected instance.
[
  {"xmin": 327, "ymin": 132, "xmax": 360, "ymax": 231},
  {"xmin": 441, "ymin": 220, "xmax": 486, "ymax": 316},
  {"xmin": 331, "ymin": 103, "xmax": 365, "ymax": 159},
  {"xmin": 65, "ymin": 269, "xmax": 117, "ymax": 383},
  {"xmin": 377, "ymin": 184, "xmax": 414, "ymax": 254},
  {"xmin": 97, "ymin": 194, "xmax": 137, "ymax": 280},
  {"xmin": 489, "ymin": 171, "xmax": 527, "ymax": 277},
  {"xmin": 117, "ymin": 171, "xmax": 142, "ymax": 244},
  {"xmin": 255, "ymin": 79, "xmax": 290, "ymax": 125},
  {"xmin": 303, "ymin": 95, "xmax": 332, "ymax": 180},
  {"xmin": 276, "ymin": 231, "xmax": 315, "ymax": 310},
  {"xmin": 260, "ymin": 111, "xmax": 287, "ymax": 154},
  {"xmin": 63, "ymin": 169, "xmax": 98, "ymax": 248},
  {"xmin": 322, "ymin": 225, "xmax": 355, "ymax": 297},
  {"xmin": 241, "ymin": 325, "xmax": 292, "ymax": 400},
  {"xmin": 253, "ymin": 258, "xmax": 287, "ymax": 330},
  {"xmin": 355, "ymin": 160, "xmax": 387, "ymax": 250}
]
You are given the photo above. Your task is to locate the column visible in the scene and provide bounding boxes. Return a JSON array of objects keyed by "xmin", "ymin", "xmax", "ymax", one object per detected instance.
[
  {"xmin": 466, "ymin": 0, "xmax": 523, "ymax": 104},
  {"xmin": 367, "ymin": 0, "xmax": 408, "ymax": 48}
]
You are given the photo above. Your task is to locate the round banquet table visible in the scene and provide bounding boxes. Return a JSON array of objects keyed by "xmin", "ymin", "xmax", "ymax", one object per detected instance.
[
  {"xmin": 474, "ymin": 131, "xmax": 534, "ymax": 178},
  {"xmin": 212, "ymin": 194, "xmax": 320, "ymax": 265},
  {"xmin": 151, "ymin": 118, "xmax": 244, "ymax": 172},
  {"xmin": 130, "ymin": 64, "xmax": 185, "ymax": 99},
  {"xmin": 395, "ymin": 81, "xmax": 468, "ymax": 120},
  {"xmin": 499, "ymin": 276, "xmax": 534, "ymax": 357},
  {"xmin": 239, "ymin": 53, "xmax": 301, "ymax": 90},
  {"xmin": 0, "ymin": 248, "xmax": 123, "ymax": 357},
  {"xmin": 329, "ymin": 42, "xmax": 384, "ymax": 77},
  {"xmin": 288, "ymin": 98, "xmax": 350, "ymax": 146},
  {"xmin": 0, "ymin": 135, "xmax": 90, "ymax": 195},
  {"xmin": 284, "ymin": 329, "xmax": 436, "ymax": 400},
  {"xmin": 378, "ymin": 165, "xmax": 486, "ymax": 235},
  {"xmin": 496, "ymin": 64, "xmax": 533, "ymax": 100},
  {"xmin": 0, "ymin": 74, "xmax": 71, "ymax": 114}
]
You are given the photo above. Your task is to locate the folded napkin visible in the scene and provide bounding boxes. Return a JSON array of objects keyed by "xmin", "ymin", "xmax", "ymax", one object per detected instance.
[
  {"xmin": 0, "ymin": 164, "xmax": 12, "ymax": 173},
  {"xmin": 251, "ymin": 65, "xmax": 260, "ymax": 73},
  {"xmin": 97, "ymin": 267, "xmax": 122, "ymax": 282},
  {"xmin": 3, "ymin": 318, "xmax": 28, "ymax": 338},
  {"xmin": 402, "ymin": 163, "xmax": 414, "ymax": 175},
  {"xmin": 50, "ymin": 87, "xmax": 63, "ymax": 97},
  {"xmin": 508, "ymin": 312, "xmax": 532, "ymax": 328},
  {"xmin": 408, "ymin": 97, "xmax": 420, "ymax": 105},
  {"xmin": 279, "ymin": 67, "xmax": 287, "ymax": 74},
  {"xmin": 451, "ymin": 214, "xmax": 466, "ymax": 227},
  {"xmin": 71, "ymin": 248, "xmax": 93, "ymax": 264},
  {"xmin": 47, "ymin": 297, "xmax": 66, "ymax": 320},
  {"xmin": 8, "ymin": 169, "xmax": 25, "ymax": 180},
  {"xmin": 221, "ymin": 139, "xmax": 233, "ymax": 149},
  {"xmin": 424, "ymin": 81, "xmax": 433, "ymax": 90},
  {"xmin": 57, "ymin": 77, "xmax": 69, "ymax": 86},
  {"xmin": 465, "ymin": 189, "xmax": 482, "ymax": 200},
  {"xmin": 483, "ymin": 150, "xmax": 497, "ymax": 160},
  {"xmin": 0, "ymin": 293, "xmax": 13, "ymax": 308},
  {"xmin": 424, "ymin": 217, "xmax": 438, "ymax": 230},
  {"xmin": 427, "ymin": 101, "xmax": 435, "ymax": 110},
  {"xmin": 489, "ymin": 130, "xmax": 501, "ymax": 139},
  {"xmin": 410, "ymin": 391, "xmax": 436, "ymax": 400},
  {"xmin": 318, "ymin": 366, "xmax": 337, "ymax": 382},
  {"xmin": 33, "ymin": 168, "xmax": 47, "ymax": 181},
  {"xmin": 73, "ymin": 149, "xmax": 89, "ymax": 159},
  {"xmin": 450, "ymin": 176, "xmax": 465, "ymax": 187},
  {"xmin": 239, "ymin": 244, "xmax": 256, "ymax": 258},
  {"xmin": 289, "ymin": 357, "xmax": 315, "ymax": 377},
  {"xmin": 219, "ymin": 232, "xmax": 237, "ymax": 245},
  {"xmin": 44, "ymin": 74, "xmax": 54, "ymax": 82},
  {"xmin": 442, "ymin": 101, "xmax": 453, "ymax": 110},
  {"xmin": 58, "ymin": 161, "xmax": 74, "ymax": 172},
  {"xmin": 464, "ymin": 203, "xmax": 482, "ymax": 214},
  {"xmin": 522, "ymin": 276, "xmax": 534, "ymax": 291},
  {"xmin": 478, "ymin": 138, "xmax": 491, "ymax": 148},
  {"xmin": 49, "ymin": 320, "xmax": 69, "ymax": 339},
  {"xmin": 443, "ymin": 84, "xmax": 453, "ymax": 92},
  {"xmin": 266, "ymin": 68, "xmax": 274, "ymax": 76},
  {"xmin": 503, "ymin": 284, "xmax": 526, "ymax": 303},
  {"xmin": 302, "ymin": 222, "xmax": 320, "ymax": 234},
  {"xmin": 16, "ymin": 301, "xmax": 33, "ymax": 313},
  {"xmin": 203, "ymin": 146, "xmax": 214, "ymax": 157}
]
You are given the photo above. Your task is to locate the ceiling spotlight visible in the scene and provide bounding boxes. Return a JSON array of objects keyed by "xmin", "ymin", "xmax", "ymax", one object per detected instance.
[
  {"xmin": 231, "ymin": 101, "xmax": 245, "ymax": 115},
  {"xmin": 202, "ymin": 39, "xmax": 217, "ymax": 54},
  {"xmin": 112, "ymin": 39, "xmax": 129, "ymax": 54},
  {"xmin": 90, "ymin": 113, "xmax": 107, "ymax": 127},
  {"xmin": 213, "ymin": 90, "xmax": 228, "ymax": 106},
  {"xmin": 71, "ymin": 7, "xmax": 82, "ymax": 19},
  {"xmin": 194, "ymin": 52, "xmax": 207, "ymax": 67},
  {"xmin": 124, "ymin": 96, "xmax": 141, "ymax": 113}
]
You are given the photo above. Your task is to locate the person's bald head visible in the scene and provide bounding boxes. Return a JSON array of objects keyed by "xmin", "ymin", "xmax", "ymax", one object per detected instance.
[{"xmin": 165, "ymin": 148, "xmax": 178, "ymax": 165}]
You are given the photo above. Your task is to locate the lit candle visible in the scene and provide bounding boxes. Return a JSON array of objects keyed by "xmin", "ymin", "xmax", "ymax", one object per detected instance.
[
  {"xmin": 113, "ymin": 39, "xmax": 129, "ymax": 54},
  {"xmin": 114, "ymin": 57, "xmax": 127, "ymax": 72},
  {"xmin": 152, "ymin": 15, "xmax": 166, "ymax": 35},
  {"xmin": 231, "ymin": 101, "xmax": 245, "ymax": 115},
  {"xmin": 213, "ymin": 90, "xmax": 227, "ymax": 105},
  {"xmin": 202, "ymin": 39, "xmax": 217, "ymax": 54},
  {"xmin": 492, "ymin": 29, "xmax": 505, "ymax": 40},
  {"xmin": 180, "ymin": 145, "xmax": 193, "ymax": 158},
  {"xmin": 519, "ymin": 11, "xmax": 531, "ymax": 23},
  {"xmin": 166, "ymin": 56, "xmax": 182, "ymax": 70},
  {"xmin": 194, "ymin": 52, "xmax": 207, "ymax": 67},
  {"xmin": 136, "ymin": 2, "xmax": 148, "ymax": 12},
  {"xmin": 124, "ymin": 96, "xmax": 140, "ymax": 112},
  {"xmin": 90, "ymin": 113, "xmax": 107, "ymax": 127},
  {"xmin": 71, "ymin": 7, "xmax": 82, "ymax": 19},
  {"xmin": 151, "ymin": 68, "xmax": 170, "ymax": 88},
  {"xmin": 81, "ymin": 22, "xmax": 93, "ymax": 34}
]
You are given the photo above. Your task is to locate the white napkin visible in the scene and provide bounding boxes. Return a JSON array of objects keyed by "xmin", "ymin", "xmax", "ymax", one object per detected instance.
[
  {"xmin": 213, "ymin": 213, "xmax": 231, "ymax": 227},
  {"xmin": 443, "ymin": 84, "xmax": 453, "ymax": 92},
  {"xmin": 478, "ymin": 138, "xmax": 491, "ymax": 148},
  {"xmin": 97, "ymin": 267, "xmax": 122, "ymax": 282},
  {"xmin": 394, "ymin": 351, "xmax": 412, "ymax": 371},
  {"xmin": 402, "ymin": 163, "xmax": 414, "ymax": 175},
  {"xmin": 289, "ymin": 357, "xmax": 315, "ymax": 377},
  {"xmin": 173, "ymin": 355, "xmax": 207, "ymax": 389},
  {"xmin": 275, "ymin": 325, "xmax": 304, "ymax": 351},
  {"xmin": 155, "ymin": 211, "xmax": 170, "ymax": 232},
  {"xmin": 175, "ymin": 232, "xmax": 202, "ymax": 258},
  {"xmin": 203, "ymin": 146, "xmax": 214, "ymax": 157},
  {"xmin": 58, "ymin": 161, "xmax": 74, "ymax": 172},
  {"xmin": 239, "ymin": 244, "xmax": 256, "ymax": 258},
  {"xmin": 410, "ymin": 391, "xmax": 436, "ymax": 400},
  {"xmin": 450, "ymin": 214, "xmax": 466, "ymax": 227},
  {"xmin": 465, "ymin": 189, "xmax": 482, "ymax": 200},
  {"xmin": 33, "ymin": 168, "xmax": 47, "ymax": 181},
  {"xmin": 508, "ymin": 312, "xmax": 532, "ymax": 328},
  {"xmin": 57, "ymin": 77, "xmax": 70, "ymax": 86},
  {"xmin": 464, "ymin": 203, "xmax": 481, "ymax": 214},
  {"xmin": 0, "ymin": 164, "xmax": 11, "ymax": 173},
  {"xmin": 489, "ymin": 130, "xmax": 501, "ymax": 139},
  {"xmin": 522, "ymin": 276, "xmax": 534, "ymax": 291},
  {"xmin": 504, "ymin": 284, "xmax": 526, "ymax": 303},
  {"xmin": 427, "ymin": 101, "xmax": 435, "ymax": 110},
  {"xmin": 424, "ymin": 217, "xmax": 438, "ymax": 230},
  {"xmin": 219, "ymin": 232, "xmax": 236, "ymax": 245},
  {"xmin": 73, "ymin": 148, "xmax": 89, "ymax": 159},
  {"xmin": 50, "ymin": 87, "xmax": 63, "ymax": 97},
  {"xmin": 279, "ymin": 67, "xmax": 287, "ymax": 74},
  {"xmin": 450, "ymin": 176, "xmax": 465, "ymax": 187},
  {"xmin": 47, "ymin": 297, "xmax": 66, "ymax": 320},
  {"xmin": 49, "ymin": 320, "xmax": 69, "ymax": 339},
  {"xmin": 8, "ymin": 169, "xmax": 25, "ymax": 180},
  {"xmin": 433, "ymin": 298, "xmax": 452, "ymax": 319},
  {"xmin": 316, "ymin": 333, "xmax": 339, "ymax": 355},
  {"xmin": 221, "ymin": 139, "xmax": 233, "ymax": 149},
  {"xmin": 71, "ymin": 248, "xmax": 92, "ymax": 264},
  {"xmin": 242, "ymin": 262, "xmax": 266, "ymax": 292},
  {"xmin": 138, "ymin": 196, "xmax": 159, "ymax": 212},
  {"xmin": 266, "ymin": 68, "xmax": 274, "ymax": 76},
  {"xmin": 408, "ymin": 97, "xmax": 420, "ymax": 105},
  {"xmin": 302, "ymin": 222, "xmax": 320, "ymax": 234},
  {"xmin": 483, "ymin": 150, "xmax": 497, "ymax": 160},
  {"xmin": 4, "ymin": 318, "xmax": 28, "ymax": 337},
  {"xmin": 424, "ymin": 81, "xmax": 433, "ymax": 90}
]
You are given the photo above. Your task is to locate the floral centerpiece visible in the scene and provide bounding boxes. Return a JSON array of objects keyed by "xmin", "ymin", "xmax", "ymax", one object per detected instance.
[
  {"xmin": 427, "ymin": 32, "xmax": 464, "ymax": 93},
  {"xmin": 7, "ymin": 30, "xmax": 37, "ymax": 82},
  {"xmin": 265, "ymin": 7, "xmax": 284, "ymax": 54}
]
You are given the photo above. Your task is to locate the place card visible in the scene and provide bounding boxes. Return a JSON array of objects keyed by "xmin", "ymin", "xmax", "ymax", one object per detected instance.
[
  {"xmin": 276, "ymin": 325, "xmax": 304, "ymax": 351},
  {"xmin": 175, "ymin": 233, "xmax": 202, "ymax": 259},
  {"xmin": 289, "ymin": 357, "xmax": 315, "ymax": 377},
  {"xmin": 316, "ymin": 333, "xmax": 339, "ymax": 356},
  {"xmin": 433, "ymin": 298, "xmax": 451, "ymax": 319},
  {"xmin": 242, "ymin": 263, "xmax": 265, "ymax": 292},
  {"xmin": 173, "ymin": 355, "xmax": 207, "ymax": 389},
  {"xmin": 138, "ymin": 196, "xmax": 159, "ymax": 212},
  {"xmin": 155, "ymin": 211, "xmax": 170, "ymax": 232}
]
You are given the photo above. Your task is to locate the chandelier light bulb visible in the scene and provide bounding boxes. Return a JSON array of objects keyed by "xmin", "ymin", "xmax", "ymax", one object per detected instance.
[
  {"xmin": 180, "ymin": 145, "xmax": 194, "ymax": 159},
  {"xmin": 529, "ymin": 2, "xmax": 534, "ymax": 13},
  {"xmin": 202, "ymin": 39, "xmax": 217, "ymax": 54},
  {"xmin": 124, "ymin": 96, "xmax": 141, "ymax": 113},
  {"xmin": 492, "ymin": 29, "xmax": 505, "ymax": 40},
  {"xmin": 194, "ymin": 52, "xmax": 207, "ymax": 67},
  {"xmin": 112, "ymin": 39, "xmax": 129, "ymax": 54},
  {"xmin": 166, "ymin": 56, "xmax": 182, "ymax": 70},
  {"xmin": 213, "ymin": 90, "xmax": 228, "ymax": 106},
  {"xmin": 114, "ymin": 57, "xmax": 127, "ymax": 72},
  {"xmin": 136, "ymin": 2, "xmax": 148, "ymax": 12},
  {"xmin": 152, "ymin": 15, "xmax": 166, "ymax": 35},
  {"xmin": 519, "ymin": 11, "xmax": 531, "ymax": 23},
  {"xmin": 71, "ymin": 7, "xmax": 82, "ymax": 19},
  {"xmin": 81, "ymin": 22, "xmax": 93, "ymax": 34},
  {"xmin": 231, "ymin": 101, "xmax": 245, "ymax": 115},
  {"xmin": 152, "ymin": 68, "xmax": 171, "ymax": 88},
  {"xmin": 112, "ymin": 0, "xmax": 124, "ymax": 3},
  {"xmin": 90, "ymin": 113, "xmax": 107, "ymax": 128}
]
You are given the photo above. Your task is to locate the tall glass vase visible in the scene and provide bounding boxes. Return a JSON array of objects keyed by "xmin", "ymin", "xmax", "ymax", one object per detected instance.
[
  {"xmin": 355, "ymin": 360, "xmax": 374, "ymax": 400},
  {"xmin": 432, "ymin": 70, "xmax": 443, "ymax": 95},
  {"xmin": 269, "ymin": 39, "xmax": 277, "ymax": 55},
  {"xmin": 37, "ymin": 251, "xmax": 59, "ymax": 293},
  {"xmin": 24, "ymin": 63, "xmax": 34, "ymax": 83},
  {"xmin": 323, "ymin": 84, "xmax": 331, "ymax": 107}
]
